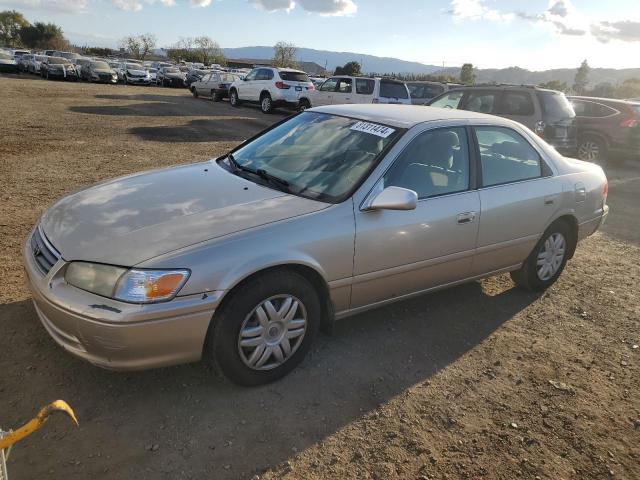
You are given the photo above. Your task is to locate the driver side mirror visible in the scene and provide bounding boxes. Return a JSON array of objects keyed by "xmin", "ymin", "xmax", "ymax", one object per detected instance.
[{"xmin": 364, "ymin": 186, "xmax": 418, "ymax": 211}]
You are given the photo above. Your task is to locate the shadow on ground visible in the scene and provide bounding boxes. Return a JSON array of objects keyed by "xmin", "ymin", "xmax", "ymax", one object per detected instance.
[
  {"xmin": 129, "ymin": 118, "xmax": 272, "ymax": 142},
  {"xmin": 1, "ymin": 280, "xmax": 540, "ymax": 479}
]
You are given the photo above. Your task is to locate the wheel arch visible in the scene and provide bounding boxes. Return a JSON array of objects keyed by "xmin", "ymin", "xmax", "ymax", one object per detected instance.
[
  {"xmin": 548, "ymin": 214, "xmax": 579, "ymax": 259},
  {"xmin": 260, "ymin": 89, "xmax": 272, "ymax": 99},
  {"xmin": 579, "ymin": 130, "xmax": 611, "ymax": 149}
]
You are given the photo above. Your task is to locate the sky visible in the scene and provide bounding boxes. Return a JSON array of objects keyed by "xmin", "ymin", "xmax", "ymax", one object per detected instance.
[{"xmin": 1, "ymin": 0, "xmax": 639, "ymax": 70}]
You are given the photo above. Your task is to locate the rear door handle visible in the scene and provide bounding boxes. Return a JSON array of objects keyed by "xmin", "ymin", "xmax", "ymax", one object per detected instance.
[{"xmin": 457, "ymin": 212, "xmax": 476, "ymax": 224}]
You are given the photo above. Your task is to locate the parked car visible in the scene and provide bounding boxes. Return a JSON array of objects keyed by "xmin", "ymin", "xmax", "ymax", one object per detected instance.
[
  {"xmin": 311, "ymin": 76, "xmax": 411, "ymax": 108},
  {"xmin": 185, "ymin": 68, "xmax": 210, "ymax": 87},
  {"xmin": 40, "ymin": 56, "xmax": 78, "ymax": 81},
  {"xmin": 428, "ymin": 86, "xmax": 578, "ymax": 156},
  {"xmin": 229, "ymin": 67, "xmax": 315, "ymax": 113},
  {"xmin": 157, "ymin": 66, "xmax": 185, "ymax": 87},
  {"xmin": 24, "ymin": 104, "xmax": 608, "ymax": 386},
  {"xmin": 81, "ymin": 60, "xmax": 118, "ymax": 84},
  {"xmin": 11, "ymin": 49, "xmax": 30, "ymax": 59},
  {"xmin": 0, "ymin": 51, "xmax": 18, "ymax": 73},
  {"xmin": 73, "ymin": 57, "xmax": 92, "ymax": 78},
  {"xmin": 121, "ymin": 62, "xmax": 151, "ymax": 85},
  {"xmin": 190, "ymin": 71, "xmax": 238, "ymax": 101},
  {"xmin": 26, "ymin": 54, "xmax": 47, "ymax": 74},
  {"xmin": 43, "ymin": 50, "xmax": 55, "ymax": 57},
  {"xmin": 568, "ymin": 96, "xmax": 640, "ymax": 163},
  {"xmin": 147, "ymin": 67, "xmax": 158, "ymax": 83},
  {"xmin": 406, "ymin": 81, "xmax": 461, "ymax": 105},
  {"xmin": 56, "ymin": 51, "xmax": 81, "ymax": 61},
  {"xmin": 17, "ymin": 53, "xmax": 33, "ymax": 72}
]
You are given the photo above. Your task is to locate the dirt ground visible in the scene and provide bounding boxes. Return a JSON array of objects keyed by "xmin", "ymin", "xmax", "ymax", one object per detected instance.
[{"xmin": 0, "ymin": 75, "xmax": 638, "ymax": 480}]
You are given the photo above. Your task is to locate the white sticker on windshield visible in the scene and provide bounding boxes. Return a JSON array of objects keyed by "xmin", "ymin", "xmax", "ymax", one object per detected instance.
[{"xmin": 350, "ymin": 121, "xmax": 395, "ymax": 138}]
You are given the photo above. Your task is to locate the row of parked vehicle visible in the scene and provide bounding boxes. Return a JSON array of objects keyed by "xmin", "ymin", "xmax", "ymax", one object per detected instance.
[{"xmin": 195, "ymin": 65, "xmax": 638, "ymax": 163}]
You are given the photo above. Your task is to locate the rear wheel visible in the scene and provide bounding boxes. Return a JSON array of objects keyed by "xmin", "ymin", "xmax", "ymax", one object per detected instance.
[
  {"xmin": 207, "ymin": 270, "xmax": 320, "ymax": 386},
  {"xmin": 191, "ymin": 87, "xmax": 198, "ymax": 98},
  {"xmin": 298, "ymin": 98, "xmax": 311, "ymax": 112},
  {"xmin": 229, "ymin": 89, "xmax": 240, "ymax": 107},
  {"xmin": 260, "ymin": 93, "xmax": 273, "ymax": 114},
  {"xmin": 578, "ymin": 136, "xmax": 607, "ymax": 164},
  {"xmin": 511, "ymin": 220, "xmax": 573, "ymax": 291},
  {"xmin": 212, "ymin": 91, "xmax": 222, "ymax": 102}
]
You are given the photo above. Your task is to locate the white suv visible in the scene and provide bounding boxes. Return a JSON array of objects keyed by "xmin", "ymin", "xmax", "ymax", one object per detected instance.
[
  {"xmin": 229, "ymin": 67, "xmax": 315, "ymax": 113},
  {"xmin": 311, "ymin": 76, "xmax": 411, "ymax": 107}
]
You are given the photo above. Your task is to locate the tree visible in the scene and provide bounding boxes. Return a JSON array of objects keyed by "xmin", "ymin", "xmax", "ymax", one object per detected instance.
[
  {"xmin": 538, "ymin": 80, "xmax": 569, "ymax": 92},
  {"xmin": 460, "ymin": 63, "xmax": 475, "ymax": 85},
  {"xmin": 120, "ymin": 34, "xmax": 155, "ymax": 60},
  {"xmin": 615, "ymin": 78, "xmax": 640, "ymax": 99},
  {"xmin": 0, "ymin": 10, "xmax": 29, "ymax": 47},
  {"xmin": 193, "ymin": 36, "xmax": 226, "ymax": 66},
  {"xmin": 588, "ymin": 82, "xmax": 616, "ymax": 98},
  {"xmin": 19, "ymin": 22, "xmax": 65, "ymax": 50},
  {"xmin": 272, "ymin": 41, "xmax": 297, "ymax": 68},
  {"xmin": 335, "ymin": 61, "xmax": 361, "ymax": 76},
  {"xmin": 573, "ymin": 59, "xmax": 590, "ymax": 94}
]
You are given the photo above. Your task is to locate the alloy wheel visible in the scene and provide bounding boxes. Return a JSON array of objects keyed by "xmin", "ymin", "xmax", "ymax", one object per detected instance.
[
  {"xmin": 261, "ymin": 96, "xmax": 271, "ymax": 113},
  {"xmin": 536, "ymin": 232, "xmax": 566, "ymax": 281},
  {"xmin": 578, "ymin": 141, "xmax": 600, "ymax": 162},
  {"xmin": 237, "ymin": 295, "xmax": 307, "ymax": 371}
]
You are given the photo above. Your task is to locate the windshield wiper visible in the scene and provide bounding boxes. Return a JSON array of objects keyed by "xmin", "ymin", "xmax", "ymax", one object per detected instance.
[{"xmin": 225, "ymin": 154, "xmax": 290, "ymax": 191}]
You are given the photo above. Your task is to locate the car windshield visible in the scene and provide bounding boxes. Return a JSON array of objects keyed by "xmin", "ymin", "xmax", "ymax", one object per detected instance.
[
  {"xmin": 126, "ymin": 63, "xmax": 143, "ymax": 70},
  {"xmin": 220, "ymin": 74, "xmax": 236, "ymax": 83},
  {"xmin": 92, "ymin": 61, "xmax": 110, "ymax": 69},
  {"xmin": 227, "ymin": 112, "xmax": 401, "ymax": 203},
  {"xmin": 279, "ymin": 71, "xmax": 310, "ymax": 82},
  {"xmin": 49, "ymin": 57, "xmax": 71, "ymax": 65}
]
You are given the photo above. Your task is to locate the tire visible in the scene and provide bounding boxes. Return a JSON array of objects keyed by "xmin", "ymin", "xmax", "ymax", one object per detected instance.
[
  {"xmin": 260, "ymin": 93, "xmax": 273, "ymax": 114},
  {"xmin": 229, "ymin": 89, "xmax": 240, "ymax": 107},
  {"xmin": 207, "ymin": 270, "xmax": 321, "ymax": 386},
  {"xmin": 45, "ymin": 71, "xmax": 49, "ymax": 80},
  {"xmin": 578, "ymin": 135, "xmax": 607, "ymax": 164},
  {"xmin": 510, "ymin": 220, "xmax": 573, "ymax": 292},
  {"xmin": 211, "ymin": 91, "xmax": 221, "ymax": 102},
  {"xmin": 191, "ymin": 87, "xmax": 198, "ymax": 98},
  {"xmin": 298, "ymin": 98, "xmax": 311, "ymax": 112}
]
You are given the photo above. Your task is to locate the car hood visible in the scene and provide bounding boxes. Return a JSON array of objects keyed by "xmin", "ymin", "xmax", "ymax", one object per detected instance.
[
  {"xmin": 127, "ymin": 69, "xmax": 147, "ymax": 75},
  {"xmin": 94, "ymin": 68, "xmax": 114, "ymax": 74},
  {"xmin": 40, "ymin": 161, "xmax": 328, "ymax": 266},
  {"xmin": 165, "ymin": 73, "xmax": 184, "ymax": 79}
]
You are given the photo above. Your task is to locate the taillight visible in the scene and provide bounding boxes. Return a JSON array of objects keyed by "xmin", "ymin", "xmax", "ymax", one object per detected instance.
[
  {"xmin": 275, "ymin": 81, "xmax": 290, "ymax": 89},
  {"xmin": 372, "ymin": 98, "xmax": 380, "ymax": 104},
  {"xmin": 534, "ymin": 120, "xmax": 546, "ymax": 137},
  {"xmin": 620, "ymin": 118, "xmax": 638, "ymax": 127},
  {"xmin": 603, "ymin": 181, "xmax": 608, "ymax": 201},
  {"xmin": 307, "ymin": 84, "xmax": 315, "ymax": 90}
]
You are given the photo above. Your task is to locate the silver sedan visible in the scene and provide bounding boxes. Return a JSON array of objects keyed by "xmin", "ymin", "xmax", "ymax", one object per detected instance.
[{"xmin": 24, "ymin": 105, "xmax": 609, "ymax": 385}]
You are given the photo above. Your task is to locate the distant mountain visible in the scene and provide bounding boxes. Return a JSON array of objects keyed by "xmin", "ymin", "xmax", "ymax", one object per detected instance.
[
  {"xmin": 221, "ymin": 46, "xmax": 442, "ymax": 75},
  {"xmin": 440, "ymin": 66, "xmax": 640, "ymax": 87}
]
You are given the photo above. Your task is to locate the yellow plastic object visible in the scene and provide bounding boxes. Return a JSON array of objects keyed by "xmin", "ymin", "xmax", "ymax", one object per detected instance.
[{"xmin": 0, "ymin": 400, "xmax": 78, "ymax": 450}]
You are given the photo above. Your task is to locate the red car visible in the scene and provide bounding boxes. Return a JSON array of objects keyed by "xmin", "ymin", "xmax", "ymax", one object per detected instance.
[{"xmin": 569, "ymin": 96, "xmax": 640, "ymax": 163}]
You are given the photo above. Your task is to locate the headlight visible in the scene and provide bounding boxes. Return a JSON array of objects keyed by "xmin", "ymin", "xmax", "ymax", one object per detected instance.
[{"xmin": 65, "ymin": 262, "xmax": 189, "ymax": 304}]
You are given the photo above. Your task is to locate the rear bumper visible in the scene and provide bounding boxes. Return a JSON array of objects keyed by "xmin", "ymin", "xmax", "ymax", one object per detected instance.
[
  {"xmin": 578, "ymin": 205, "xmax": 609, "ymax": 241},
  {"xmin": 24, "ymin": 235, "xmax": 220, "ymax": 371}
]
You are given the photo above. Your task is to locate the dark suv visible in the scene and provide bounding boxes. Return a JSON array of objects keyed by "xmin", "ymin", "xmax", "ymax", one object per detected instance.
[
  {"xmin": 427, "ymin": 86, "xmax": 577, "ymax": 155},
  {"xmin": 568, "ymin": 96, "xmax": 640, "ymax": 163}
]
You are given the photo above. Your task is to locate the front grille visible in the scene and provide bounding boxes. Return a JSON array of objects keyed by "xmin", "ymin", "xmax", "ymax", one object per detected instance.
[{"xmin": 31, "ymin": 226, "xmax": 61, "ymax": 275}]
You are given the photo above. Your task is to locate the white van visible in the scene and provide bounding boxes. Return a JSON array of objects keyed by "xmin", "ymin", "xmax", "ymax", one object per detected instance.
[{"xmin": 310, "ymin": 76, "xmax": 411, "ymax": 107}]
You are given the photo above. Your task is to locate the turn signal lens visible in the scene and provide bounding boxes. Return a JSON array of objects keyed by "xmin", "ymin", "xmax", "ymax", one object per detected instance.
[{"xmin": 114, "ymin": 269, "xmax": 190, "ymax": 303}]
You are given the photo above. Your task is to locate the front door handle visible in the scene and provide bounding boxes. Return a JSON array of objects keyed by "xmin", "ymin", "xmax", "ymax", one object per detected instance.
[{"xmin": 457, "ymin": 212, "xmax": 476, "ymax": 224}]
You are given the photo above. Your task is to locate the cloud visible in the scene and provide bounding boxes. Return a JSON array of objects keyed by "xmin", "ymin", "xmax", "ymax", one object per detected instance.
[
  {"xmin": 0, "ymin": 0, "xmax": 88, "ymax": 13},
  {"xmin": 516, "ymin": 0, "xmax": 586, "ymax": 36},
  {"xmin": 447, "ymin": 0, "xmax": 514, "ymax": 23},
  {"xmin": 248, "ymin": 0, "xmax": 356, "ymax": 16},
  {"xmin": 591, "ymin": 20, "xmax": 640, "ymax": 43},
  {"xmin": 189, "ymin": 0, "xmax": 212, "ymax": 6},
  {"xmin": 107, "ymin": 0, "xmax": 176, "ymax": 11}
]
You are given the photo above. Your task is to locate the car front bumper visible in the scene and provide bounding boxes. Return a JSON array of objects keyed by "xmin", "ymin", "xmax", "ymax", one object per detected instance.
[
  {"xmin": 23, "ymin": 232, "xmax": 220, "ymax": 371},
  {"xmin": 126, "ymin": 76, "xmax": 151, "ymax": 85}
]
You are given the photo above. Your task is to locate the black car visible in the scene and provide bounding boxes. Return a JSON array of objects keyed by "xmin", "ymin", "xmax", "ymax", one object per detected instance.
[
  {"xmin": 185, "ymin": 69, "xmax": 210, "ymax": 87},
  {"xmin": 568, "ymin": 96, "xmax": 640, "ymax": 162},
  {"xmin": 41, "ymin": 56, "xmax": 79, "ymax": 81},
  {"xmin": 0, "ymin": 51, "xmax": 19, "ymax": 73},
  {"xmin": 157, "ymin": 66, "xmax": 185, "ymax": 88},
  {"xmin": 81, "ymin": 60, "xmax": 118, "ymax": 84},
  {"xmin": 428, "ymin": 85, "xmax": 578, "ymax": 156}
]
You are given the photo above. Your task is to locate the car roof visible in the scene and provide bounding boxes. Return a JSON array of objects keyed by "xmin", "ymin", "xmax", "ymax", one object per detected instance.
[
  {"xmin": 309, "ymin": 104, "xmax": 507, "ymax": 128},
  {"xmin": 568, "ymin": 95, "xmax": 637, "ymax": 105}
]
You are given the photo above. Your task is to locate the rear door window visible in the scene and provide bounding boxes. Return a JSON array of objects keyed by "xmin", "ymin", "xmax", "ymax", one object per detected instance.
[
  {"xmin": 475, "ymin": 127, "xmax": 542, "ymax": 187},
  {"xmin": 356, "ymin": 78, "xmax": 375, "ymax": 95},
  {"xmin": 279, "ymin": 71, "xmax": 310, "ymax": 82},
  {"xmin": 337, "ymin": 78, "xmax": 352, "ymax": 93},
  {"xmin": 379, "ymin": 80, "xmax": 409, "ymax": 99},
  {"xmin": 463, "ymin": 90, "xmax": 500, "ymax": 114},
  {"xmin": 500, "ymin": 92, "xmax": 535, "ymax": 116},
  {"xmin": 429, "ymin": 90, "xmax": 464, "ymax": 109},
  {"xmin": 537, "ymin": 91, "xmax": 575, "ymax": 119}
]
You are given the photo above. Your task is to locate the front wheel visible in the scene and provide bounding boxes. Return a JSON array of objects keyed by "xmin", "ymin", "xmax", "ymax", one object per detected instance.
[
  {"xmin": 578, "ymin": 136, "xmax": 607, "ymax": 164},
  {"xmin": 207, "ymin": 270, "xmax": 320, "ymax": 386},
  {"xmin": 510, "ymin": 221, "xmax": 572, "ymax": 291}
]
